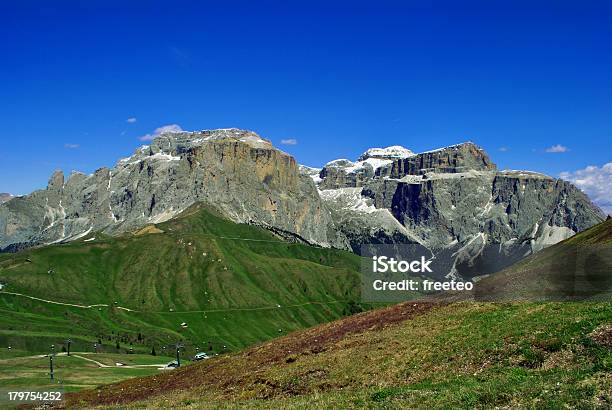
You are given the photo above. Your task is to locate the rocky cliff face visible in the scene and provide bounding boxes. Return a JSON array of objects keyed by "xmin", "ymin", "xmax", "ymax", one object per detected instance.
[
  {"xmin": 317, "ymin": 142, "xmax": 496, "ymax": 190},
  {"xmin": 1, "ymin": 133, "xmax": 605, "ymax": 280},
  {"xmin": 0, "ymin": 129, "xmax": 348, "ymax": 251},
  {"xmin": 306, "ymin": 143, "xmax": 605, "ymax": 278}
]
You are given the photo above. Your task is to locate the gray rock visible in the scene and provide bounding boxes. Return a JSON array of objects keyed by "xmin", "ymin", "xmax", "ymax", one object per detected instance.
[
  {"xmin": 310, "ymin": 143, "xmax": 605, "ymax": 279},
  {"xmin": 1, "ymin": 132, "xmax": 605, "ymax": 282},
  {"xmin": 390, "ymin": 142, "xmax": 496, "ymax": 177},
  {"xmin": 0, "ymin": 129, "xmax": 348, "ymax": 251},
  {"xmin": 318, "ymin": 187, "xmax": 422, "ymax": 253},
  {"xmin": 317, "ymin": 142, "xmax": 494, "ymax": 190}
]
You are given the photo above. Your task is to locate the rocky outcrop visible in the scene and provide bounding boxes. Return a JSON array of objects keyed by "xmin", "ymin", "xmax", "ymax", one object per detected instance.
[
  {"xmin": 318, "ymin": 159, "xmax": 388, "ymax": 190},
  {"xmin": 0, "ymin": 129, "xmax": 348, "ymax": 251},
  {"xmin": 308, "ymin": 143, "xmax": 605, "ymax": 279},
  {"xmin": 317, "ymin": 142, "xmax": 495, "ymax": 190},
  {"xmin": 0, "ymin": 194, "xmax": 12, "ymax": 204},
  {"xmin": 390, "ymin": 142, "xmax": 496, "ymax": 177}
]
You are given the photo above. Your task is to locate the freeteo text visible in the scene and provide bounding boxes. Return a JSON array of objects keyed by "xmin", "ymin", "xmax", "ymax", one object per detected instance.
[
  {"xmin": 372, "ymin": 279, "xmax": 473, "ymax": 291},
  {"xmin": 369, "ymin": 255, "xmax": 473, "ymax": 293}
]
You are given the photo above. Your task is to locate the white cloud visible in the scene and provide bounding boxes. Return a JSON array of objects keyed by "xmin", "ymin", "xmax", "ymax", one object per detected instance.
[
  {"xmin": 126, "ymin": 117, "xmax": 137, "ymax": 123},
  {"xmin": 64, "ymin": 143, "xmax": 80, "ymax": 149},
  {"xmin": 280, "ymin": 138, "xmax": 298, "ymax": 145},
  {"xmin": 545, "ymin": 144, "xmax": 569, "ymax": 153},
  {"xmin": 560, "ymin": 163, "xmax": 612, "ymax": 214},
  {"xmin": 498, "ymin": 147, "xmax": 509, "ymax": 152},
  {"xmin": 139, "ymin": 124, "xmax": 183, "ymax": 141}
]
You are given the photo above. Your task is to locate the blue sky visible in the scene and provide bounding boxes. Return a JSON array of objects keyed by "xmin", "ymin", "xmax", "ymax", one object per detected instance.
[{"xmin": 1, "ymin": 1, "xmax": 611, "ymax": 207}]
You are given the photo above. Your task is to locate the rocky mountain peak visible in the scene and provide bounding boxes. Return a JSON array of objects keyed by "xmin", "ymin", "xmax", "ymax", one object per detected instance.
[
  {"xmin": 419, "ymin": 141, "xmax": 478, "ymax": 153},
  {"xmin": 114, "ymin": 128, "xmax": 280, "ymax": 170},
  {"xmin": 358, "ymin": 145, "xmax": 415, "ymax": 161},
  {"xmin": 1, "ymin": 129, "xmax": 604, "ymax": 283},
  {"xmin": 401, "ymin": 141, "xmax": 496, "ymax": 175},
  {"xmin": 316, "ymin": 141, "xmax": 498, "ymax": 190},
  {"xmin": 47, "ymin": 170, "xmax": 65, "ymax": 191},
  {"xmin": 304, "ymin": 140, "xmax": 604, "ymax": 278},
  {"xmin": 149, "ymin": 128, "xmax": 273, "ymax": 155},
  {"xmin": 0, "ymin": 128, "xmax": 347, "ymax": 252}
]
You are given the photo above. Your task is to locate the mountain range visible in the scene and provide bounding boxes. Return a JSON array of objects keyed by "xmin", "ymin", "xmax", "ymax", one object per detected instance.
[{"xmin": 0, "ymin": 129, "xmax": 605, "ymax": 278}]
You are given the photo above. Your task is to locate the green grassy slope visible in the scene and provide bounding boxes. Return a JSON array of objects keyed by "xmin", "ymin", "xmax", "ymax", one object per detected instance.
[
  {"xmin": 64, "ymin": 302, "xmax": 612, "ymax": 409},
  {"xmin": 0, "ymin": 353, "xmax": 168, "ymax": 394},
  {"xmin": 474, "ymin": 218, "xmax": 612, "ymax": 301},
  {"xmin": 62, "ymin": 218, "xmax": 612, "ymax": 409},
  {"xmin": 0, "ymin": 204, "xmax": 367, "ymax": 358}
]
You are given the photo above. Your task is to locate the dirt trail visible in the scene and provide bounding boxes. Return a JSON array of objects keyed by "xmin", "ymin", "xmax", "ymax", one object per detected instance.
[
  {"xmin": 72, "ymin": 354, "xmax": 166, "ymax": 369},
  {"xmin": 0, "ymin": 290, "xmax": 348, "ymax": 314},
  {"xmin": 0, "ymin": 291, "xmax": 110, "ymax": 309},
  {"xmin": 0, "ymin": 352, "xmax": 167, "ymax": 369}
]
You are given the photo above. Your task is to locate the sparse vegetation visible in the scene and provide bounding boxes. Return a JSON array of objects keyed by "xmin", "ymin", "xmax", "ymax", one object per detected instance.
[{"xmin": 62, "ymin": 302, "xmax": 612, "ymax": 409}]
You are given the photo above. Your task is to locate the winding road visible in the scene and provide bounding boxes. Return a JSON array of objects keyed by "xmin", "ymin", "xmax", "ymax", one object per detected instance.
[{"xmin": 0, "ymin": 291, "xmax": 135, "ymax": 311}]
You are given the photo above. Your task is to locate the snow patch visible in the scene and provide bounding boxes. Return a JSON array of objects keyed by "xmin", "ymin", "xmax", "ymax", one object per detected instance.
[
  {"xmin": 399, "ymin": 175, "xmax": 426, "ymax": 184},
  {"xmin": 324, "ymin": 157, "xmax": 393, "ymax": 175},
  {"xmin": 325, "ymin": 159, "xmax": 353, "ymax": 167},
  {"xmin": 299, "ymin": 165, "xmax": 321, "ymax": 173},
  {"xmin": 319, "ymin": 188, "xmax": 378, "ymax": 214},
  {"xmin": 361, "ymin": 157, "xmax": 393, "ymax": 170},
  {"xmin": 298, "ymin": 165, "xmax": 323, "ymax": 184},
  {"xmin": 239, "ymin": 135, "xmax": 272, "ymax": 149},
  {"xmin": 147, "ymin": 152, "xmax": 181, "ymax": 161},
  {"xmin": 422, "ymin": 170, "xmax": 495, "ymax": 181},
  {"xmin": 70, "ymin": 227, "xmax": 93, "ymax": 241},
  {"xmin": 500, "ymin": 170, "xmax": 552, "ymax": 179},
  {"xmin": 479, "ymin": 192, "xmax": 494, "ymax": 217},
  {"xmin": 358, "ymin": 145, "xmax": 414, "ymax": 160}
]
